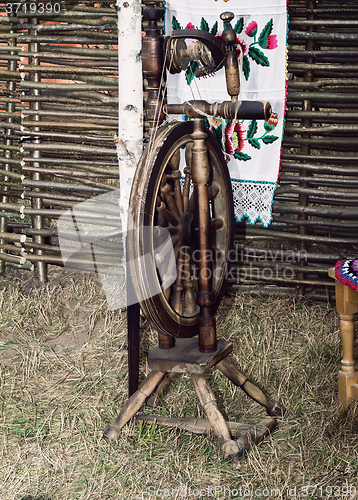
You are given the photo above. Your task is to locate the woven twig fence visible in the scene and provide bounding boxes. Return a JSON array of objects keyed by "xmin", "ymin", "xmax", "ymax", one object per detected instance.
[
  {"xmin": 0, "ymin": 1, "xmax": 120, "ymax": 281},
  {"xmin": 232, "ymin": 0, "xmax": 358, "ymax": 300},
  {"xmin": 0, "ymin": 0, "xmax": 357, "ymax": 301}
]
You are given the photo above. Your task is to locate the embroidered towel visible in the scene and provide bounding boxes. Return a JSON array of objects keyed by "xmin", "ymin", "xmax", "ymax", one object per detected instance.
[{"xmin": 165, "ymin": 0, "xmax": 288, "ymax": 227}]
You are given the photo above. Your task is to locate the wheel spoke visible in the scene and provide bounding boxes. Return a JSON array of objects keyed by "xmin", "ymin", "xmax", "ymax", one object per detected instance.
[
  {"xmin": 183, "ymin": 142, "xmax": 193, "ymax": 212},
  {"xmin": 208, "ymin": 182, "xmax": 219, "ymax": 200},
  {"xmin": 155, "ymin": 234, "xmax": 180, "ymax": 267},
  {"xmin": 182, "ymin": 246, "xmax": 197, "ymax": 315},
  {"xmin": 169, "ymin": 149, "xmax": 184, "ymax": 216},
  {"xmin": 171, "ymin": 246, "xmax": 185, "ymax": 315},
  {"xmin": 211, "ymin": 218, "xmax": 224, "ymax": 230},
  {"xmin": 156, "ymin": 196, "xmax": 179, "ymax": 226},
  {"xmin": 160, "ymin": 174, "xmax": 181, "ymax": 221}
]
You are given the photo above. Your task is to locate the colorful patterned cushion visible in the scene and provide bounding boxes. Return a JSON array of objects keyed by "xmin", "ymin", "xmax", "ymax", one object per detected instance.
[{"xmin": 335, "ymin": 259, "xmax": 358, "ymax": 292}]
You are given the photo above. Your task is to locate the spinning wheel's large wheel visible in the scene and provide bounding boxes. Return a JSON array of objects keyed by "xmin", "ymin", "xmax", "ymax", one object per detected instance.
[{"xmin": 128, "ymin": 120, "xmax": 234, "ymax": 338}]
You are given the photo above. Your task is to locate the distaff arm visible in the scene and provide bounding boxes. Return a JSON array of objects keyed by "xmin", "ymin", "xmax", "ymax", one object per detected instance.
[{"xmin": 164, "ymin": 100, "xmax": 272, "ymax": 121}]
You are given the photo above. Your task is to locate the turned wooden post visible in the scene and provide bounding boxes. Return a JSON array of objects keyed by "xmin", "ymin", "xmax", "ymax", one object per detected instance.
[
  {"xmin": 334, "ymin": 277, "xmax": 358, "ymax": 412},
  {"xmin": 191, "ymin": 118, "xmax": 217, "ymax": 353},
  {"xmin": 220, "ymin": 12, "xmax": 240, "ymax": 101},
  {"xmin": 142, "ymin": 5, "xmax": 164, "ymax": 132}
]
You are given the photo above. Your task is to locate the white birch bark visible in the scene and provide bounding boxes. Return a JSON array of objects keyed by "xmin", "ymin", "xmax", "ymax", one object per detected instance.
[{"xmin": 117, "ymin": 0, "xmax": 143, "ymax": 235}]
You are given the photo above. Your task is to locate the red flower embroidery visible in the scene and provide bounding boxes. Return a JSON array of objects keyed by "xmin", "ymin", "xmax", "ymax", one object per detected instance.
[
  {"xmin": 217, "ymin": 33, "xmax": 248, "ymax": 58},
  {"xmin": 225, "ymin": 121, "xmax": 245, "ymax": 155},
  {"xmin": 266, "ymin": 34, "xmax": 278, "ymax": 49},
  {"xmin": 186, "ymin": 22, "xmax": 195, "ymax": 30},
  {"xmin": 267, "ymin": 113, "xmax": 278, "ymax": 127},
  {"xmin": 236, "ymin": 35, "xmax": 248, "ymax": 57},
  {"xmin": 245, "ymin": 21, "xmax": 258, "ymax": 37}
]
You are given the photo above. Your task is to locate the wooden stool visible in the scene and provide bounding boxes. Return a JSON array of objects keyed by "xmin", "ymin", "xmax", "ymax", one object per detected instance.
[{"xmin": 329, "ymin": 267, "xmax": 358, "ymax": 413}]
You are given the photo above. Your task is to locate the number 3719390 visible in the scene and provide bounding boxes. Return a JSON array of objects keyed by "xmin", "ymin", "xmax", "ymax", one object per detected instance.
[{"xmin": 6, "ymin": 3, "xmax": 61, "ymax": 14}]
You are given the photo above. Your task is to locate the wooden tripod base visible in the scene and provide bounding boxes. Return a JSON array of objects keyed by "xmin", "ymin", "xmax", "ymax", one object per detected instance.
[{"xmin": 103, "ymin": 338, "xmax": 285, "ymax": 461}]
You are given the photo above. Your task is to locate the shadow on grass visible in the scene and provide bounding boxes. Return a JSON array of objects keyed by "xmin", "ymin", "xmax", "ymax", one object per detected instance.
[{"xmin": 19, "ymin": 497, "xmax": 51, "ymax": 500}]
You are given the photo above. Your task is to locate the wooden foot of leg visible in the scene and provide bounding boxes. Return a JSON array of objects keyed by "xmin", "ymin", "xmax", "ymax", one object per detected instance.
[
  {"xmin": 102, "ymin": 370, "xmax": 166, "ymax": 442},
  {"xmin": 191, "ymin": 373, "xmax": 241, "ymax": 461},
  {"xmin": 236, "ymin": 417, "xmax": 277, "ymax": 454},
  {"xmin": 217, "ymin": 358, "xmax": 285, "ymax": 417}
]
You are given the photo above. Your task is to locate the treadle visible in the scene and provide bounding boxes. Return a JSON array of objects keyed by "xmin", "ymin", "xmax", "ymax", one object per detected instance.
[
  {"xmin": 135, "ymin": 414, "xmax": 277, "ymax": 439},
  {"xmin": 135, "ymin": 414, "xmax": 277, "ymax": 457},
  {"xmin": 148, "ymin": 337, "xmax": 233, "ymax": 373}
]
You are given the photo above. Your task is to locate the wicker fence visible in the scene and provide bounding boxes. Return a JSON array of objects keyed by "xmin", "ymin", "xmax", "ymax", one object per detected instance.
[
  {"xmin": 0, "ymin": 0, "xmax": 357, "ymax": 300},
  {"xmin": 234, "ymin": 0, "xmax": 358, "ymax": 299},
  {"xmin": 0, "ymin": 1, "xmax": 119, "ymax": 281}
]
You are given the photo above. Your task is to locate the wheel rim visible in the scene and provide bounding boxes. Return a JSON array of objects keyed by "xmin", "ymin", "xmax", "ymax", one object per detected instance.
[{"xmin": 128, "ymin": 121, "xmax": 233, "ymax": 338}]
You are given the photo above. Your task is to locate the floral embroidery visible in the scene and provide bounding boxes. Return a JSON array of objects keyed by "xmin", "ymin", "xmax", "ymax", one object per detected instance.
[
  {"xmin": 225, "ymin": 121, "xmax": 245, "ymax": 155},
  {"xmin": 207, "ymin": 112, "xmax": 279, "ymax": 161},
  {"xmin": 266, "ymin": 34, "xmax": 278, "ymax": 49},
  {"xmin": 172, "ymin": 15, "xmax": 278, "ymax": 82},
  {"xmin": 245, "ymin": 21, "xmax": 257, "ymax": 37},
  {"xmin": 216, "ymin": 32, "xmax": 248, "ymax": 60}
]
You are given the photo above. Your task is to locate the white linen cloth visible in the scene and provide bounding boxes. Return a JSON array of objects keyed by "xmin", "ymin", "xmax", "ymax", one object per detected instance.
[{"xmin": 165, "ymin": 0, "xmax": 288, "ymax": 226}]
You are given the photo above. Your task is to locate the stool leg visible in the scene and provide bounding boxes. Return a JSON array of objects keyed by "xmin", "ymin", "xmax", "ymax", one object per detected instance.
[
  {"xmin": 338, "ymin": 313, "xmax": 358, "ymax": 413},
  {"xmin": 335, "ymin": 279, "xmax": 358, "ymax": 414},
  {"xmin": 103, "ymin": 370, "xmax": 166, "ymax": 441},
  {"xmin": 191, "ymin": 373, "xmax": 241, "ymax": 461}
]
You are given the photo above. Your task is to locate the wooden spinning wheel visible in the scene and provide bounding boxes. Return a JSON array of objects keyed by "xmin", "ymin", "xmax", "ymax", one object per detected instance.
[
  {"xmin": 127, "ymin": 120, "xmax": 234, "ymax": 339},
  {"xmin": 103, "ymin": 6, "xmax": 285, "ymax": 461}
]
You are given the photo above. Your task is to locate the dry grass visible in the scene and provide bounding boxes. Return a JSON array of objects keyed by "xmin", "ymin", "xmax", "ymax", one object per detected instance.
[{"xmin": 0, "ymin": 267, "xmax": 357, "ymax": 500}]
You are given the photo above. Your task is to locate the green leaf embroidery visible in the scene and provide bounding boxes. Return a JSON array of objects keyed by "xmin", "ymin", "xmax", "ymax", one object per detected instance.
[
  {"xmin": 247, "ymin": 120, "xmax": 257, "ymax": 139},
  {"xmin": 234, "ymin": 151, "xmax": 251, "ymax": 161},
  {"xmin": 185, "ymin": 61, "xmax": 200, "ymax": 85},
  {"xmin": 172, "ymin": 16, "xmax": 181, "ymax": 31},
  {"xmin": 213, "ymin": 124, "xmax": 223, "ymax": 143},
  {"xmin": 211, "ymin": 21, "xmax": 218, "ymax": 36},
  {"xmin": 264, "ymin": 121, "xmax": 276, "ymax": 132},
  {"xmin": 200, "ymin": 17, "xmax": 209, "ymax": 32},
  {"xmin": 234, "ymin": 17, "xmax": 244, "ymax": 34},
  {"xmin": 262, "ymin": 135, "xmax": 279, "ymax": 144},
  {"xmin": 249, "ymin": 46, "xmax": 270, "ymax": 67},
  {"xmin": 242, "ymin": 55, "xmax": 250, "ymax": 81},
  {"xmin": 202, "ymin": 117, "xmax": 210, "ymax": 130},
  {"xmin": 249, "ymin": 138, "xmax": 261, "ymax": 149},
  {"xmin": 258, "ymin": 19, "xmax": 273, "ymax": 49}
]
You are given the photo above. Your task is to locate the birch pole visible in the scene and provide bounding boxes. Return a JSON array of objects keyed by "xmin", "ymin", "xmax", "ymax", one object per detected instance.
[
  {"xmin": 117, "ymin": 0, "xmax": 143, "ymax": 235},
  {"xmin": 117, "ymin": 0, "xmax": 143, "ymax": 397}
]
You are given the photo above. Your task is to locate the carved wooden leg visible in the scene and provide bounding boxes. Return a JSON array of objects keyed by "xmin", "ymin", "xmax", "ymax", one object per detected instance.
[
  {"xmin": 217, "ymin": 358, "xmax": 285, "ymax": 417},
  {"xmin": 103, "ymin": 370, "xmax": 166, "ymax": 442},
  {"xmin": 335, "ymin": 279, "xmax": 358, "ymax": 413},
  {"xmin": 338, "ymin": 313, "xmax": 358, "ymax": 412},
  {"xmin": 191, "ymin": 373, "xmax": 241, "ymax": 461},
  {"xmin": 146, "ymin": 372, "xmax": 178, "ymax": 407}
]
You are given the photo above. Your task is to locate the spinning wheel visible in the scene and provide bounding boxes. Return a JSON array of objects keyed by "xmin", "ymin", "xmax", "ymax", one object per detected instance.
[
  {"xmin": 103, "ymin": 6, "xmax": 285, "ymax": 461},
  {"xmin": 127, "ymin": 120, "xmax": 234, "ymax": 339}
]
